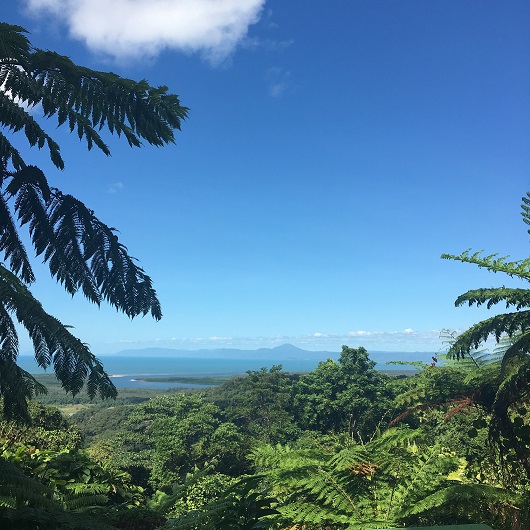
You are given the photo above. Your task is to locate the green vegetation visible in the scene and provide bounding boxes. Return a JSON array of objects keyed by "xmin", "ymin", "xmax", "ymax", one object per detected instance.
[
  {"xmin": 1, "ymin": 18, "xmax": 529, "ymax": 530},
  {"xmin": 442, "ymin": 193, "xmax": 530, "ymax": 482},
  {"xmin": 0, "ymin": 22, "xmax": 187, "ymax": 420},
  {"xmin": 2, "ymin": 192, "xmax": 526, "ymax": 528},
  {"xmin": 4, "ymin": 348, "xmax": 526, "ymax": 529},
  {"xmin": 4, "ymin": 196, "xmax": 530, "ymax": 530}
]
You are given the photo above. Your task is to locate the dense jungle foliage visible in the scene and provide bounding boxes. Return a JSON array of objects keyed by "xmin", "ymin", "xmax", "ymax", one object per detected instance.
[{"xmin": 1, "ymin": 342, "xmax": 529, "ymax": 530}]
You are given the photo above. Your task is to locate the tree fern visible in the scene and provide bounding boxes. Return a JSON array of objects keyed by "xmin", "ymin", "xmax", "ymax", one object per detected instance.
[
  {"xmin": 249, "ymin": 428, "xmax": 467, "ymax": 529},
  {"xmin": 0, "ymin": 456, "xmax": 57, "ymax": 509},
  {"xmin": 441, "ymin": 192, "xmax": 530, "ymax": 480},
  {"xmin": 0, "ymin": 22, "xmax": 187, "ymax": 418},
  {"xmin": 0, "ymin": 23, "xmax": 188, "ymax": 171},
  {"xmin": 160, "ymin": 475, "xmax": 278, "ymax": 530},
  {"xmin": 441, "ymin": 195, "xmax": 530, "ymax": 362},
  {"xmin": 403, "ymin": 483, "xmax": 520, "ymax": 524}
]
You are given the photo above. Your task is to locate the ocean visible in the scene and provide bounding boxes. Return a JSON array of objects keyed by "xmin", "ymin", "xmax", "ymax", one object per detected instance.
[
  {"xmin": 16, "ymin": 355, "xmax": 335, "ymax": 389},
  {"xmin": 17, "ymin": 353, "xmax": 422, "ymax": 389}
]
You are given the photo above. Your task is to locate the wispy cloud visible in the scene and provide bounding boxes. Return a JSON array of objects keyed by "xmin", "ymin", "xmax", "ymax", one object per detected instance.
[
  {"xmin": 106, "ymin": 181, "xmax": 124, "ymax": 194},
  {"xmin": 107, "ymin": 329, "xmax": 454, "ymax": 353},
  {"xmin": 265, "ymin": 66, "xmax": 292, "ymax": 97},
  {"xmin": 26, "ymin": 0, "xmax": 266, "ymax": 63},
  {"xmin": 242, "ymin": 36, "xmax": 294, "ymax": 53}
]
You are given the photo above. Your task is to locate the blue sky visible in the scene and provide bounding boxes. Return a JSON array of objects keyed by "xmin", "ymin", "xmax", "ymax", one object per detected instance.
[{"xmin": 4, "ymin": 0, "xmax": 530, "ymax": 355}]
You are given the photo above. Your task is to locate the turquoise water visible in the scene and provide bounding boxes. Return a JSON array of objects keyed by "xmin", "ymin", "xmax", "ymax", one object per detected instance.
[
  {"xmin": 17, "ymin": 355, "xmax": 329, "ymax": 376},
  {"xmin": 17, "ymin": 353, "xmax": 420, "ymax": 389},
  {"xmin": 17, "ymin": 355, "xmax": 336, "ymax": 389}
]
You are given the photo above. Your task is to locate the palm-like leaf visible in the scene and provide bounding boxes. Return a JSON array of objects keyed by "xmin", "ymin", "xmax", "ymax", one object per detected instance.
[
  {"xmin": 446, "ymin": 311, "xmax": 530, "ymax": 361},
  {"xmin": 442, "ymin": 194, "xmax": 530, "ymax": 361},
  {"xmin": 0, "ymin": 22, "xmax": 185, "ymax": 417},
  {"xmin": 0, "ymin": 263, "xmax": 117, "ymax": 419},
  {"xmin": 0, "ymin": 181, "xmax": 34, "ymax": 282},
  {"xmin": 0, "ymin": 23, "xmax": 188, "ymax": 170},
  {"xmin": 522, "ymin": 192, "xmax": 530, "ymax": 235},
  {"xmin": 455, "ymin": 287, "xmax": 530, "ymax": 311}
]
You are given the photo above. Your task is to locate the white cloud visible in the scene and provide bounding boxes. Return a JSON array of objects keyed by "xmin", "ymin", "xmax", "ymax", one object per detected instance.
[
  {"xmin": 348, "ymin": 330, "xmax": 378, "ymax": 337},
  {"xmin": 107, "ymin": 181, "xmax": 124, "ymax": 194},
  {"xmin": 111, "ymin": 329, "xmax": 449, "ymax": 353},
  {"xmin": 26, "ymin": 0, "xmax": 266, "ymax": 62}
]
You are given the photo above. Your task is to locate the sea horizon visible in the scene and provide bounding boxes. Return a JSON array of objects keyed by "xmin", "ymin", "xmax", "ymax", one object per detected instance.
[
  {"xmin": 16, "ymin": 343, "xmax": 435, "ymax": 390},
  {"xmin": 17, "ymin": 351, "xmax": 430, "ymax": 376}
]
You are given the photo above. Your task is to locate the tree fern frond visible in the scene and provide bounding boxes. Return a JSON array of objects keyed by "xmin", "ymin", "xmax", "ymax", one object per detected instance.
[
  {"xmin": 0, "ymin": 264, "xmax": 116, "ymax": 418},
  {"xmin": 0, "ymin": 132, "xmax": 25, "ymax": 170},
  {"xmin": 447, "ymin": 311, "xmax": 530, "ymax": 360},
  {"xmin": 403, "ymin": 483, "xmax": 519, "ymax": 518},
  {"xmin": 0, "ymin": 303, "xmax": 19, "ymax": 361},
  {"xmin": 62, "ymin": 491, "xmax": 109, "ymax": 512},
  {"xmin": 499, "ymin": 331, "xmax": 530, "ymax": 372},
  {"xmin": 26, "ymin": 47, "xmax": 188, "ymax": 158},
  {"xmin": 0, "ymin": 356, "xmax": 47, "ymax": 422},
  {"xmin": 0, "ymin": 192, "xmax": 35, "ymax": 284},
  {"xmin": 492, "ymin": 357, "xmax": 530, "ymax": 421},
  {"xmin": 455, "ymin": 287, "xmax": 530, "ymax": 310},
  {"xmin": 522, "ymin": 191, "xmax": 530, "ymax": 236},
  {"xmin": 0, "ymin": 457, "xmax": 58, "ymax": 510},
  {"xmin": 439, "ymin": 329, "xmax": 500, "ymax": 369},
  {"xmin": 0, "ymin": 86, "xmax": 64, "ymax": 169},
  {"xmin": 441, "ymin": 251, "xmax": 530, "ymax": 282},
  {"xmin": 0, "ymin": 21, "xmax": 183, "ymax": 416},
  {"xmin": 46, "ymin": 192, "xmax": 101, "ymax": 304},
  {"xmin": 5, "ymin": 170, "xmax": 162, "ymax": 318},
  {"xmin": 0, "ymin": 23, "xmax": 31, "ymax": 64}
]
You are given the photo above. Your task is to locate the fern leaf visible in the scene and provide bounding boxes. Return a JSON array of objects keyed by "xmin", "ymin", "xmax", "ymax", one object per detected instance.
[{"xmin": 447, "ymin": 311, "xmax": 530, "ymax": 360}]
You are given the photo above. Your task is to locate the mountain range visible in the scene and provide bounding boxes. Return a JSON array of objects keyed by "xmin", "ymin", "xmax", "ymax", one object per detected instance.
[{"xmin": 110, "ymin": 343, "xmax": 433, "ymax": 365}]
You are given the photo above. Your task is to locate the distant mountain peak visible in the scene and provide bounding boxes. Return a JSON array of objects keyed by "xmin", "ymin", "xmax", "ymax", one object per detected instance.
[{"xmin": 272, "ymin": 343, "xmax": 305, "ymax": 352}]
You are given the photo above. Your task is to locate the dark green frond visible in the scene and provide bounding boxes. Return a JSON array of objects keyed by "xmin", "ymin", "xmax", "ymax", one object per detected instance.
[
  {"xmin": 29, "ymin": 48, "xmax": 188, "ymax": 151},
  {"xmin": 46, "ymin": 193, "xmax": 101, "ymax": 304},
  {"xmin": 522, "ymin": 191, "xmax": 530, "ymax": 236},
  {"xmin": 44, "ymin": 192, "xmax": 161, "ymax": 319},
  {"xmin": 6, "ymin": 163, "xmax": 51, "ymax": 200},
  {"xmin": 0, "ymin": 357, "xmax": 47, "ymax": 422},
  {"xmin": 502, "ymin": 330, "xmax": 530, "ymax": 364},
  {"xmin": 6, "ymin": 173, "xmax": 162, "ymax": 318},
  {"xmin": 0, "ymin": 22, "xmax": 31, "ymax": 64},
  {"xmin": 492, "ymin": 356, "xmax": 530, "ymax": 420},
  {"xmin": 0, "ymin": 190, "xmax": 34, "ymax": 283},
  {"xmin": 455, "ymin": 287, "xmax": 530, "ymax": 310},
  {"xmin": 1, "ymin": 23, "xmax": 187, "ymax": 171},
  {"xmin": 447, "ymin": 311, "xmax": 530, "ymax": 360},
  {"xmin": 0, "ymin": 264, "xmax": 117, "ymax": 419},
  {"xmin": 404, "ymin": 483, "xmax": 519, "ymax": 519},
  {"xmin": 0, "ymin": 132, "xmax": 25, "ymax": 170},
  {"xmin": 0, "ymin": 86, "xmax": 64, "ymax": 170},
  {"xmin": 0, "ymin": 303, "xmax": 19, "ymax": 362},
  {"xmin": 0, "ymin": 457, "xmax": 58, "ymax": 510},
  {"xmin": 0, "ymin": 22, "xmax": 176, "ymax": 415}
]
